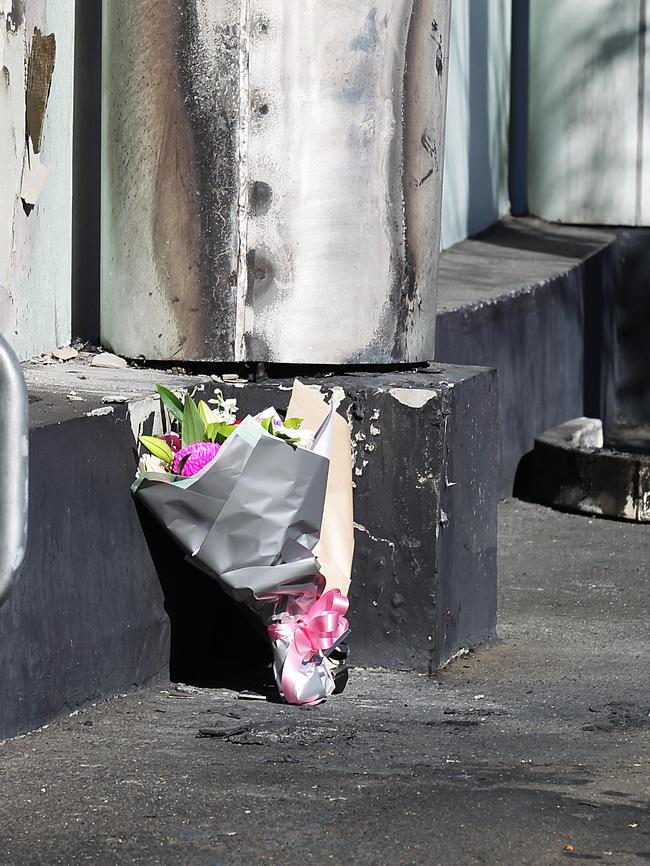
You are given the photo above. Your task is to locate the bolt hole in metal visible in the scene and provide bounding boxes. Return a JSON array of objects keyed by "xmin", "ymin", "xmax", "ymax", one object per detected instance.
[{"xmin": 249, "ymin": 181, "xmax": 273, "ymax": 217}]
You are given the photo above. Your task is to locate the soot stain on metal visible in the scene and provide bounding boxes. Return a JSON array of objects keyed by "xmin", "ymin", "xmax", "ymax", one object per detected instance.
[
  {"xmin": 176, "ymin": 1, "xmax": 240, "ymax": 354},
  {"xmin": 431, "ymin": 19, "xmax": 444, "ymax": 75},
  {"xmin": 369, "ymin": 7, "xmax": 414, "ymax": 361},
  {"xmin": 139, "ymin": 2, "xmax": 204, "ymax": 353},
  {"xmin": 243, "ymin": 331, "xmax": 272, "ymax": 362}
]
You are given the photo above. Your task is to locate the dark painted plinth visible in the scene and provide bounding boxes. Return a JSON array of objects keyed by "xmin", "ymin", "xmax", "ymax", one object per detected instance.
[
  {"xmin": 0, "ymin": 412, "xmax": 168, "ymax": 739},
  {"xmin": 515, "ymin": 417, "xmax": 650, "ymax": 522},
  {"xmin": 435, "ymin": 217, "xmax": 617, "ymax": 495},
  {"xmin": 1, "ymin": 362, "xmax": 497, "ymax": 737}
]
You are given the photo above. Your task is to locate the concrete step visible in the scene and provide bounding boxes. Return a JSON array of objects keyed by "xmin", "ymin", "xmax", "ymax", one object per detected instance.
[{"xmin": 0, "ymin": 359, "xmax": 497, "ymax": 738}]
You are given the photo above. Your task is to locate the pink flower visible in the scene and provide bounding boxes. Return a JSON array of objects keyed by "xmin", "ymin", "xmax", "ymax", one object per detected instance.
[
  {"xmin": 160, "ymin": 433, "xmax": 182, "ymax": 453},
  {"xmin": 173, "ymin": 441, "xmax": 220, "ymax": 477}
]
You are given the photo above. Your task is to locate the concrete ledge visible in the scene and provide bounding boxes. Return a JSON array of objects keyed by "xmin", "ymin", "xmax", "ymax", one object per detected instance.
[
  {"xmin": 436, "ymin": 217, "xmax": 617, "ymax": 495},
  {"xmin": 0, "ymin": 361, "xmax": 497, "ymax": 737}
]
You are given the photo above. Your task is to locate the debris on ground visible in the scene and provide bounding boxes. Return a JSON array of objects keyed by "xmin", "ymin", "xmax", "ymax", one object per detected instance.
[
  {"xmin": 90, "ymin": 352, "xmax": 128, "ymax": 370},
  {"xmin": 51, "ymin": 346, "xmax": 79, "ymax": 362}
]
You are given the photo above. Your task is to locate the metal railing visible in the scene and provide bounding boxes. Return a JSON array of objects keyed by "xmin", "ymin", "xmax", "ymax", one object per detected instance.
[{"xmin": 0, "ymin": 334, "xmax": 28, "ymax": 606}]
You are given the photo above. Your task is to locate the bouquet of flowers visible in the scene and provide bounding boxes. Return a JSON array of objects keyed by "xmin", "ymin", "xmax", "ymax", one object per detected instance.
[{"xmin": 132, "ymin": 379, "xmax": 354, "ymax": 705}]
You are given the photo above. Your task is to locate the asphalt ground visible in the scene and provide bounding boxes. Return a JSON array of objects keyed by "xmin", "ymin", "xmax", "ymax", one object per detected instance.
[{"xmin": 0, "ymin": 499, "xmax": 648, "ymax": 865}]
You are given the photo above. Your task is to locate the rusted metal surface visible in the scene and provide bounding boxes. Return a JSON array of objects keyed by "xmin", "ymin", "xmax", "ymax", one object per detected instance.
[{"xmin": 102, "ymin": 1, "xmax": 451, "ymax": 363}]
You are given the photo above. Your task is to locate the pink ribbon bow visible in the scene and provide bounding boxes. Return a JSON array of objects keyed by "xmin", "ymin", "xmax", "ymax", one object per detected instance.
[{"xmin": 268, "ymin": 589, "xmax": 349, "ymax": 705}]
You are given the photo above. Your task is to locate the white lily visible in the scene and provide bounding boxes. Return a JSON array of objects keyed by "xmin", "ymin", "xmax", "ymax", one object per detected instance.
[
  {"xmin": 136, "ymin": 453, "xmax": 167, "ymax": 479},
  {"xmin": 291, "ymin": 428, "xmax": 315, "ymax": 450},
  {"xmin": 207, "ymin": 388, "xmax": 238, "ymax": 425}
]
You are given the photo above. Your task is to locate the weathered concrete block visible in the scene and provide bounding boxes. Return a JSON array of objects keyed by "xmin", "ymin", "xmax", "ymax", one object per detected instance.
[
  {"xmin": 0, "ymin": 362, "xmax": 497, "ymax": 737},
  {"xmin": 0, "ymin": 410, "xmax": 169, "ymax": 739},
  {"xmin": 606, "ymin": 228, "xmax": 650, "ymax": 442},
  {"xmin": 216, "ymin": 367, "xmax": 498, "ymax": 672}
]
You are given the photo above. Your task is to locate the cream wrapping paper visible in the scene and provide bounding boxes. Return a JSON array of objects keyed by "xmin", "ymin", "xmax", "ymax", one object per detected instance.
[{"xmin": 287, "ymin": 379, "xmax": 354, "ymax": 596}]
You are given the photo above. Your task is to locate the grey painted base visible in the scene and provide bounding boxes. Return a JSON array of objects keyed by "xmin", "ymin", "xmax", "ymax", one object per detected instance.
[
  {"xmin": 436, "ymin": 217, "xmax": 617, "ymax": 495},
  {"xmin": 0, "ymin": 362, "xmax": 497, "ymax": 738}
]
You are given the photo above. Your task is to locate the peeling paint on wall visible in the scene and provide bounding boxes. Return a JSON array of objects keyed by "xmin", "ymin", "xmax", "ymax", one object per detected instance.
[
  {"xmin": 21, "ymin": 25, "xmax": 55, "ymax": 210},
  {"xmin": 0, "ymin": 7, "xmax": 26, "ymax": 340},
  {"xmin": 388, "ymin": 387, "xmax": 437, "ymax": 408},
  {"xmin": 25, "ymin": 27, "xmax": 55, "ymax": 153},
  {"xmin": 0, "ymin": 0, "xmax": 74, "ymax": 360}
]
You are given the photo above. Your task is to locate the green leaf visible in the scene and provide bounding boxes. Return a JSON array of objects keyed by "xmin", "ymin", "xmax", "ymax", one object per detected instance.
[
  {"xmin": 283, "ymin": 417, "xmax": 303, "ymax": 429},
  {"xmin": 177, "ymin": 453, "xmax": 191, "ymax": 475},
  {"xmin": 182, "ymin": 394, "xmax": 206, "ymax": 447},
  {"xmin": 275, "ymin": 430, "xmax": 300, "ymax": 446},
  {"xmin": 156, "ymin": 384, "xmax": 184, "ymax": 422},
  {"xmin": 218, "ymin": 423, "xmax": 237, "ymax": 440},
  {"xmin": 205, "ymin": 422, "xmax": 237, "ymax": 444},
  {"xmin": 139, "ymin": 435, "xmax": 174, "ymax": 465},
  {"xmin": 261, "ymin": 417, "xmax": 274, "ymax": 435}
]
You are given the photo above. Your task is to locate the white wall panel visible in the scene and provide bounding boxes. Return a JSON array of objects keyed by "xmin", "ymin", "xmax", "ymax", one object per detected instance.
[
  {"xmin": 529, "ymin": 0, "xmax": 648, "ymax": 226},
  {"xmin": 441, "ymin": 0, "xmax": 511, "ymax": 249}
]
